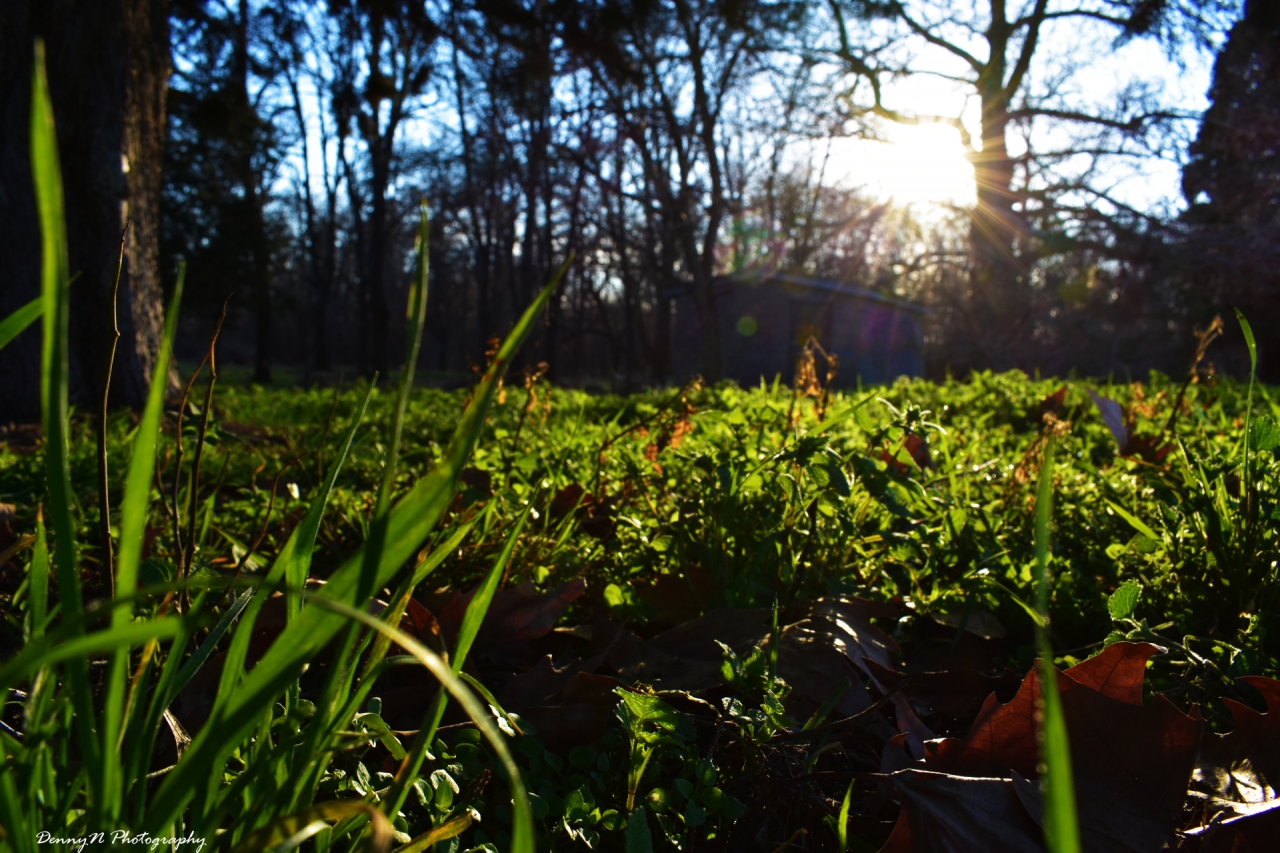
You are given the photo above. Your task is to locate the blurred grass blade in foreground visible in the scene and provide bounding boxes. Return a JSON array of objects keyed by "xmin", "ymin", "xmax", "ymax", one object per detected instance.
[
  {"xmin": 0, "ymin": 296, "xmax": 41, "ymax": 351},
  {"xmin": 31, "ymin": 36, "xmax": 102, "ymax": 815},
  {"xmin": 1034, "ymin": 440, "xmax": 1082, "ymax": 853}
]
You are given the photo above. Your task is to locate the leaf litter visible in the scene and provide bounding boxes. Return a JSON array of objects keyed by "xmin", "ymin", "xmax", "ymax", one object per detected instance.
[{"xmin": 355, "ymin": 558, "xmax": 1280, "ymax": 853}]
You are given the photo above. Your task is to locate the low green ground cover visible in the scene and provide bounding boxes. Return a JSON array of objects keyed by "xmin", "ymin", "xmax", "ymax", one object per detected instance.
[{"xmin": 4, "ymin": 365, "xmax": 1276, "ymax": 851}]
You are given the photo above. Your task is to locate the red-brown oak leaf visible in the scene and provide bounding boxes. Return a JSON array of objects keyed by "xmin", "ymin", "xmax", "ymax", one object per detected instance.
[
  {"xmin": 878, "ymin": 769, "xmax": 1043, "ymax": 852},
  {"xmin": 1193, "ymin": 677, "xmax": 1280, "ymax": 815},
  {"xmin": 1064, "ymin": 641, "xmax": 1162, "ymax": 705},
  {"xmin": 923, "ymin": 652, "xmax": 1203, "ymax": 851}
]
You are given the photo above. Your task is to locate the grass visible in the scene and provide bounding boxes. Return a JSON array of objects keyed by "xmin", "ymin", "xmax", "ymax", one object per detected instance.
[{"xmin": 2, "ymin": 44, "xmax": 1279, "ymax": 853}]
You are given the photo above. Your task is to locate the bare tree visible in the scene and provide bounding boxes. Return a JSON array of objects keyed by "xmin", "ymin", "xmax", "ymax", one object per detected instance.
[
  {"xmin": 827, "ymin": 0, "xmax": 1235, "ymax": 365},
  {"xmin": 561, "ymin": 0, "xmax": 807, "ymax": 380},
  {"xmin": 330, "ymin": 0, "xmax": 440, "ymax": 378}
]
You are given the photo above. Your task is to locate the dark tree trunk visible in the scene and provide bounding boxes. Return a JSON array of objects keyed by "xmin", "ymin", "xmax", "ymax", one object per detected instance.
[
  {"xmin": 0, "ymin": 0, "xmax": 171, "ymax": 423},
  {"xmin": 967, "ymin": 12, "xmax": 1027, "ymax": 367},
  {"xmin": 972, "ymin": 93, "xmax": 1022, "ymax": 290},
  {"xmin": 367, "ymin": 150, "xmax": 392, "ymax": 379},
  {"xmin": 232, "ymin": 0, "xmax": 272, "ymax": 385}
]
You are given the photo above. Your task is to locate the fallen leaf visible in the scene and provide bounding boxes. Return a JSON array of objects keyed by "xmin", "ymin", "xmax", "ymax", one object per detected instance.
[
  {"xmin": 498, "ymin": 654, "xmax": 607, "ymax": 711},
  {"xmin": 1037, "ymin": 386, "xmax": 1067, "ymax": 418},
  {"xmin": 929, "ymin": 608, "xmax": 1007, "ymax": 640},
  {"xmin": 632, "ymin": 566, "xmax": 719, "ymax": 627},
  {"xmin": 1064, "ymin": 641, "xmax": 1163, "ymax": 706},
  {"xmin": 1193, "ymin": 677, "xmax": 1280, "ymax": 818},
  {"xmin": 922, "ymin": 652, "xmax": 1202, "ymax": 852},
  {"xmin": 863, "ymin": 659, "xmax": 1021, "ymax": 732},
  {"xmin": 880, "ymin": 769, "xmax": 1043, "ymax": 852},
  {"xmin": 1184, "ymin": 799, "xmax": 1280, "ymax": 853},
  {"xmin": 437, "ymin": 578, "xmax": 586, "ymax": 665}
]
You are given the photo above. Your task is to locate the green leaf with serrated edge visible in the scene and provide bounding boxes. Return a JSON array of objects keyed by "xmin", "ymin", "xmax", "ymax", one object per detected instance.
[
  {"xmin": 1108, "ymin": 580, "xmax": 1143, "ymax": 620},
  {"xmin": 1250, "ymin": 416, "xmax": 1280, "ymax": 453},
  {"xmin": 625, "ymin": 805, "xmax": 655, "ymax": 853},
  {"xmin": 145, "ymin": 258, "xmax": 567, "ymax": 837}
]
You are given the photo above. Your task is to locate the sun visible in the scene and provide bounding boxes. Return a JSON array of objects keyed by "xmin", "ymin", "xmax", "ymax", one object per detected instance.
[{"xmin": 839, "ymin": 122, "xmax": 976, "ymax": 208}]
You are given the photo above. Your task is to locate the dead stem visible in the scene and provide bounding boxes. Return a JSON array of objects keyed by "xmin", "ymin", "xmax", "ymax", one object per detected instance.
[
  {"xmin": 97, "ymin": 222, "xmax": 127, "ymax": 594},
  {"xmin": 184, "ymin": 299, "xmax": 229, "ymax": 587}
]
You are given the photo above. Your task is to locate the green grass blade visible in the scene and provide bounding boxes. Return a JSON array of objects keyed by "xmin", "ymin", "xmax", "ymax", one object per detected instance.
[
  {"xmin": 0, "ymin": 296, "xmax": 42, "ymax": 351},
  {"xmin": 378, "ymin": 202, "xmax": 430, "ymax": 514},
  {"xmin": 126, "ymin": 590, "xmax": 210, "ymax": 820},
  {"xmin": 1236, "ymin": 309, "xmax": 1257, "ymax": 527},
  {"xmin": 357, "ymin": 202, "xmax": 430, "ymax": 605},
  {"xmin": 837, "ymin": 779, "xmax": 853, "ymax": 852},
  {"xmin": 1033, "ymin": 441, "xmax": 1081, "ymax": 853},
  {"xmin": 1237, "ymin": 309, "xmax": 1257, "ymax": 376},
  {"xmin": 99, "ymin": 266, "xmax": 183, "ymax": 822},
  {"xmin": 301, "ymin": 596, "xmax": 536, "ymax": 853},
  {"xmin": 28, "ymin": 507, "xmax": 49, "ymax": 640},
  {"xmin": 282, "ymin": 384, "xmax": 376, "ymax": 623},
  {"xmin": 1104, "ymin": 499, "xmax": 1160, "ymax": 542},
  {"xmin": 359, "ymin": 517, "xmax": 481, "ymax": 682},
  {"xmin": 0, "ymin": 617, "xmax": 185, "ymax": 689},
  {"xmin": 0, "ymin": 766, "xmax": 32, "ymax": 853},
  {"xmin": 172, "ymin": 588, "xmax": 254, "ymax": 696},
  {"xmin": 145, "ymin": 258, "xmax": 568, "ymax": 833},
  {"xmin": 205, "ymin": 383, "xmax": 374, "ymax": 732},
  {"xmin": 454, "ymin": 505, "xmax": 532, "ymax": 672},
  {"xmin": 31, "ymin": 36, "xmax": 101, "ymax": 803}
]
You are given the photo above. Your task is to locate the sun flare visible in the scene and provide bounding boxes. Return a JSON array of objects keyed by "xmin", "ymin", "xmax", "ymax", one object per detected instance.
[{"xmin": 842, "ymin": 123, "xmax": 976, "ymax": 208}]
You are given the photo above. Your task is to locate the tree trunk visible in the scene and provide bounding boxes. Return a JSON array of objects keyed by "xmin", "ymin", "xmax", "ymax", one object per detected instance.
[
  {"xmin": 233, "ymin": 0, "xmax": 272, "ymax": 385},
  {"xmin": 968, "ymin": 12, "xmax": 1026, "ymax": 367},
  {"xmin": 0, "ymin": 0, "xmax": 171, "ymax": 423},
  {"xmin": 367, "ymin": 169, "xmax": 391, "ymax": 379}
]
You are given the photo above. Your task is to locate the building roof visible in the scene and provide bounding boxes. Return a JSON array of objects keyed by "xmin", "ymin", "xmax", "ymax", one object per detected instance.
[{"xmin": 664, "ymin": 270, "xmax": 927, "ymax": 315}]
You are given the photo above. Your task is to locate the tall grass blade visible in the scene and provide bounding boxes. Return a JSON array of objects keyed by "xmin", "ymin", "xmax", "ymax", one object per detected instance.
[
  {"xmin": 359, "ymin": 517, "xmax": 481, "ymax": 681},
  {"xmin": 303, "ymin": 597, "xmax": 536, "ymax": 853},
  {"xmin": 0, "ymin": 296, "xmax": 41, "ymax": 351},
  {"xmin": 172, "ymin": 588, "xmax": 253, "ymax": 696},
  {"xmin": 0, "ymin": 767, "xmax": 31, "ymax": 853},
  {"xmin": 28, "ymin": 508, "xmax": 49, "ymax": 640},
  {"xmin": 454, "ymin": 504, "xmax": 531, "ymax": 670},
  {"xmin": 1236, "ymin": 309, "xmax": 1257, "ymax": 523},
  {"xmin": 357, "ymin": 202, "xmax": 430, "ymax": 607},
  {"xmin": 228, "ymin": 801, "xmax": 393, "ymax": 853},
  {"xmin": 378, "ymin": 503, "xmax": 529, "ymax": 825},
  {"xmin": 30, "ymin": 36, "xmax": 101, "ymax": 804},
  {"xmin": 282, "ymin": 383, "xmax": 376, "ymax": 623},
  {"xmin": 1033, "ymin": 441, "xmax": 1081, "ymax": 853},
  {"xmin": 146, "ymin": 258, "xmax": 568, "ymax": 833},
  {"xmin": 378, "ymin": 202, "xmax": 430, "ymax": 513},
  {"xmin": 100, "ymin": 265, "xmax": 184, "ymax": 820},
  {"xmin": 204, "ymin": 382, "xmax": 374, "ymax": 738},
  {"xmin": 0, "ymin": 617, "xmax": 185, "ymax": 690},
  {"xmin": 837, "ymin": 779, "xmax": 853, "ymax": 852}
]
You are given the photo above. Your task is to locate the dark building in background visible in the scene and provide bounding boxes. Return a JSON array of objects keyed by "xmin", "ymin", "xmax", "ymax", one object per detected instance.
[{"xmin": 667, "ymin": 272, "xmax": 925, "ymax": 388}]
